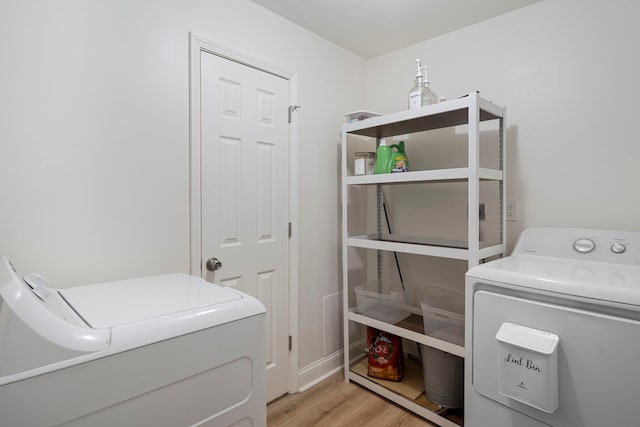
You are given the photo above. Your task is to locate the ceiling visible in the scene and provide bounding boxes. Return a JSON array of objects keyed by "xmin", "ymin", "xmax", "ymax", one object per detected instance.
[{"xmin": 249, "ymin": 0, "xmax": 541, "ymax": 58}]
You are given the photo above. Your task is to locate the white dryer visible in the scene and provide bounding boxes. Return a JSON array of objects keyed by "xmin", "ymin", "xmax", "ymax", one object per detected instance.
[
  {"xmin": 465, "ymin": 227, "xmax": 640, "ymax": 427},
  {"xmin": 0, "ymin": 256, "xmax": 266, "ymax": 427}
]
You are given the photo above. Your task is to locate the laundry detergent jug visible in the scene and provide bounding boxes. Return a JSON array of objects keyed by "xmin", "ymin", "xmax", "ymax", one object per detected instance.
[
  {"xmin": 390, "ymin": 141, "xmax": 409, "ymax": 173},
  {"xmin": 375, "ymin": 140, "xmax": 393, "ymax": 174}
]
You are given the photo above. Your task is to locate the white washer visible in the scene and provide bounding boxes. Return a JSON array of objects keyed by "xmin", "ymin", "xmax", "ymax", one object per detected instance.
[
  {"xmin": 0, "ymin": 256, "xmax": 266, "ymax": 427},
  {"xmin": 465, "ymin": 227, "xmax": 640, "ymax": 427}
]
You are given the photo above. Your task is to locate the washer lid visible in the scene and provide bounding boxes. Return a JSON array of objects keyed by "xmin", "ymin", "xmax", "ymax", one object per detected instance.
[
  {"xmin": 59, "ymin": 273, "xmax": 243, "ymax": 329},
  {"xmin": 467, "ymin": 254, "xmax": 640, "ymax": 306}
]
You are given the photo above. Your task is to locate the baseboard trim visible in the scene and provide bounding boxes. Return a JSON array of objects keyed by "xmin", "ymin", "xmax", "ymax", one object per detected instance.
[
  {"xmin": 296, "ymin": 351, "xmax": 343, "ymax": 393},
  {"xmin": 296, "ymin": 340, "xmax": 367, "ymax": 392}
]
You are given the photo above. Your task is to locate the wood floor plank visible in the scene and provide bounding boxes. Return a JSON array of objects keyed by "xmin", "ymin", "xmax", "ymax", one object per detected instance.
[{"xmin": 267, "ymin": 372, "xmax": 436, "ymax": 426}]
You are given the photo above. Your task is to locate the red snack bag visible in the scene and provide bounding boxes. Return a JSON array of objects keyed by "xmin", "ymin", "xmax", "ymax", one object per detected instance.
[{"xmin": 367, "ymin": 327, "xmax": 404, "ymax": 381}]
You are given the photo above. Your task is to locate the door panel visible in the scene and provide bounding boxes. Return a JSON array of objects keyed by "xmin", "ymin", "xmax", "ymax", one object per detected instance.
[{"xmin": 200, "ymin": 51, "xmax": 290, "ymax": 402}]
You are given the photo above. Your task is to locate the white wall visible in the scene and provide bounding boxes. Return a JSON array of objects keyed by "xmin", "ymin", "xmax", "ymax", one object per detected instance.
[
  {"xmin": 0, "ymin": 0, "xmax": 364, "ymax": 387},
  {"xmin": 364, "ymin": 0, "xmax": 640, "ymax": 252}
]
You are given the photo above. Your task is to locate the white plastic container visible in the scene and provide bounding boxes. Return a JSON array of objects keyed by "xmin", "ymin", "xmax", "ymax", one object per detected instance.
[
  {"xmin": 419, "ymin": 287, "xmax": 464, "ymax": 408},
  {"xmin": 344, "ymin": 110, "xmax": 380, "ymax": 123},
  {"xmin": 495, "ymin": 322, "xmax": 559, "ymax": 413}
]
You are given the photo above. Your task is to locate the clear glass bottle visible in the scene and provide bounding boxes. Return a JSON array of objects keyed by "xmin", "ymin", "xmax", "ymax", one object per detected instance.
[{"xmin": 408, "ymin": 59, "xmax": 437, "ymax": 109}]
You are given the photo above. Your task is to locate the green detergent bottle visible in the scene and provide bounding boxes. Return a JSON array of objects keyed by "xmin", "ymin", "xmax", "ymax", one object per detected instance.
[
  {"xmin": 390, "ymin": 141, "xmax": 409, "ymax": 173},
  {"xmin": 374, "ymin": 139, "xmax": 393, "ymax": 174}
]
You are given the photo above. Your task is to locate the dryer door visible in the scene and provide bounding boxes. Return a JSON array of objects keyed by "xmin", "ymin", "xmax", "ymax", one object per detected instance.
[{"xmin": 472, "ymin": 287, "xmax": 640, "ymax": 427}]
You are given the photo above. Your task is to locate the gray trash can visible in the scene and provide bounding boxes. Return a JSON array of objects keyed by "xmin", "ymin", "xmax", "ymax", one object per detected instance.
[{"xmin": 419, "ymin": 289, "xmax": 464, "ymax": 408}]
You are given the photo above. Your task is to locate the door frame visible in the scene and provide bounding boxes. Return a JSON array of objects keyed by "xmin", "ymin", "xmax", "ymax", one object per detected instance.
[{"xmin": 188, "ymin": 33, "xmax": 300, "ymax": 395}]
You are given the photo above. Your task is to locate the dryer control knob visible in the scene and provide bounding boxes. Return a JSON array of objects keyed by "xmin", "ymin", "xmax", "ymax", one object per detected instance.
[
  {"xmin": 574, "ymin": 238, "xmax": 595, "ymax": 254},
  {"xmin": 611, "ymin": 242, "xmax": 626, "ymax": 254}
]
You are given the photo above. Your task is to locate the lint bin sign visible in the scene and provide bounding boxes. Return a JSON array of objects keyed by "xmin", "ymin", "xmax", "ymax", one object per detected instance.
[{"xmin": 495, "ymin": 322, "xmax": 559, "ymax": 413}]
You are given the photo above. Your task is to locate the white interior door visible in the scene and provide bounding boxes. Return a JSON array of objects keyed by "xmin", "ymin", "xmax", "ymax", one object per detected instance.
[{"xmin": 200, "ymin": 51, "xmax": 290, "ymax": 402}]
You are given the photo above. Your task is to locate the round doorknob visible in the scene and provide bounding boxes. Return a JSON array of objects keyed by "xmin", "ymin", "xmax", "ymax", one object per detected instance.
[{"xmin": 206, "ymin": 257, "xmax": 222, "ymax": 271}]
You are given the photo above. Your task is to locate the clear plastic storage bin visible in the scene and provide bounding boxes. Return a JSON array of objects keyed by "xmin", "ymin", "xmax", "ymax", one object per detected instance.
[{"xmin": 353, "ymin": 281, "xmax": 417, "ymax": 324}]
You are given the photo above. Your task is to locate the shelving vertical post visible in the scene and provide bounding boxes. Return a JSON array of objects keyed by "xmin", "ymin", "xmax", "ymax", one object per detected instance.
[
  {"xmin": 376, "ymin": 139, "xmax": 383, "ymax": 294},
  {"xmin": 467, "ymin": 93, "xmax": 480, "ymax": 269},
  {"xmin": 499, "ymin": 111, "xmax": 507, "ymax": 256},
  {"xmin": 340, "ymin": 124, "xmax": 350, "ymax": 375}
]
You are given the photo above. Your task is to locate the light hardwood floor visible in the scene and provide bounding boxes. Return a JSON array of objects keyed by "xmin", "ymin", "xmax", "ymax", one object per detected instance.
[{"xmin": 267, "ymin": 372, "xmax": 437, "ymax": 427}]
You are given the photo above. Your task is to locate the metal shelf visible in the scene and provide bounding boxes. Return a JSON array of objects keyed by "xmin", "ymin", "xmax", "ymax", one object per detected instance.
[
  {"xmin": 347, "ymin": 234, "xmax": 504, "ymax": 260},
  {"xmin": 348, "ymin": 310, "xmax": 464, "ymax": 357},
  {"xmin": 345, "ymin": 167, "xmax": 503, "ymax": 185},
  {"xmin": 344, "ymin": 92, "xmax": 503, "ymax": 138},
  {"xmin": 341, "ymin": 91, "xmax": 505, "ymax": 426},
  {"xmin": 348, "ymin": 371, "xmax": 462, "ymax": 427}
]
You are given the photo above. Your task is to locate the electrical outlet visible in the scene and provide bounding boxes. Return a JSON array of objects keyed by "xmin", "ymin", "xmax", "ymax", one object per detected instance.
[{"xmin": 506, "ymin": 200, "xmax": 518, "ymax": 221}]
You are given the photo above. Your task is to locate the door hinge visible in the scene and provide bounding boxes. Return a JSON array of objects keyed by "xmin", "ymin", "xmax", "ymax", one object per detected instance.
[
  {"xmin": 288, "ymin": 105, "xmax": 301, "ymax": 123},
  {"xmin": 289, "ymin": 335, "xmax": 292, "ymax": 351},
  {"xmin": 288, "ymin": 222, "xmax": 292, "ymax": 239}
]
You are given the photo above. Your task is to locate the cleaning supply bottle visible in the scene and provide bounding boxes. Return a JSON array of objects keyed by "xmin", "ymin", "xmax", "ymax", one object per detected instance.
[
  {"xmin": 423, "ymin": 66, "xmax": 439, "ymax": 105},
  {"xmin": 408, "ymin": 59, "xmax": 437, "ymax": 109},
  {"xmin": 390, "ymin": 141, "xmax": 409, "ymax": 173},
  {"xmin": 374, "ymin": 139, "xmax": 392, "ymax": 174}
]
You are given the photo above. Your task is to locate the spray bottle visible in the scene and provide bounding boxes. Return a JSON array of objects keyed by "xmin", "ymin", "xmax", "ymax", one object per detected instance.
[{"xmin": 408, "ymin": 59, "xmax": 438, "ymax": 109}]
